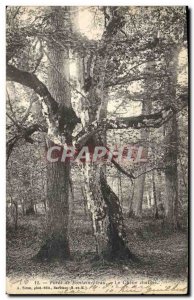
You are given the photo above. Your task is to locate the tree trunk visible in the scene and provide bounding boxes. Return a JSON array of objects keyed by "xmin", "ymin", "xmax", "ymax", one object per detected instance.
[
  {"xmin": 131, "ymin": 175, "xmax": 146, "ymax": 218},
  {"xmin": 128, "ymin": 182, "xmax": 135, "ymax": 216},
  {"xmin": 81, "ymin": 185, "xmax": 89, "ymax": 216},
  {"xmin": 82, "ymin": 162, "xmax": 108, "ymax": 257},
  {"xmin": 82, "ymin": 161, "xmax": 132, "ymax": 260},
  {"xmin": 164, "ymin": 46, "xmax": 181, "ymax": 229},
  {"xmin": 36, "ymin": 7, "xmax": 71, "ymax": 260},
  {"xmin": 130, "ymin": 123, "xmax": 150, "ymax": 217},
  {"xmin": 130, "ymin": 62, "xmax": 153, "ymax": 217},
  {"xmin": 164, "ymin": 116, "xmax": 179, "ymax": 229},
  {"xmin": 100, "ymin": 172, "xmax": 133, "ymax": 259},
  {"xmin": 79, "ymin": 86, "xmax": 132, "ymax": 258},
  {"xmin": 71, "ymin": 10, "xmax": 132, "ymax": 259},
  {"xmin": 37, "ymin": 154, "xmax": 70, "ymax": 260},
  {"xmin": 152, "ymin": 170, "xmax": 159, "ymax": 219}
]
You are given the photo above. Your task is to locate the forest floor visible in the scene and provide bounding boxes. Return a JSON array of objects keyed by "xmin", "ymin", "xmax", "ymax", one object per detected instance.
[{"xmin": 7, "ymin": 207, "xmax": 188, "ymax": 291}]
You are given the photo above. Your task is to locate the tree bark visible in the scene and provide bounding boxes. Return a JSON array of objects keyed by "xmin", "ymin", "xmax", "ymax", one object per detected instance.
[
  {"xmin": 131, "ymin": 176, "xmax": 145, "ymax": 218},
  {"xmin": 164, "ymin": 116, "xmax": 179, "ymax": 229},
  {"xmin": 78, "ymin": 96, "xmax": 132, "ymax": 259},
  {"xmin": 130, "ymin": 62, "xmax": 153, "ymax": 217},
  {"xmin": 82, "ymin": 160, "xmax": 132, "ymax": 260},
  {"xmin": 71, "ymin": 9, "xmax": 133, "ymax": 259},
  {"xmin": 164, "ymin": 46, "xmax": 181, "ymax": 229},
  {"xmin": 100, "ymin": 171, "xmax": 133, "ymax": 259},
  {"xmin": 82, "ymin": 162, "xmax": 108, "ymax": 257},
  {"xmin": 128, "ymin": 182, "xmax": 135, "ymax": 216},
  {"xmin": 152, "ymin": 170, "xmax": 159, "ymax": 219},
  {"xmin": 36, "ymin": 7, "xmax": 72, "ymax": 260},
  {"xmin": 37, "ymin": 153, "xmax": 70, "ymax": 260}
]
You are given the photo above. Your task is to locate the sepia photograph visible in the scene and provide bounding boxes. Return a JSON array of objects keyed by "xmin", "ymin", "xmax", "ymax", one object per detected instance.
[{"xmin": 6, "ymin": 5, "xmax": 189, "ymax": 295}]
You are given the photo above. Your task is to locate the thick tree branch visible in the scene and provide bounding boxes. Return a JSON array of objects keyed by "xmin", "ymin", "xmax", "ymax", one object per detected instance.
[
  {"xmin": 75, "ymin": 94, "xmax": 187, "ymax": 152},
  {"xmin": 107, "ymin": 106, "xmax": 175, "ymax": 130},
  {"xmin": 101, "ymin": 7, "xmax": 125, "ymax": 41},
  {"xmin": 74, "ymin": 102, "xmax": 187, "ymax": 146},
  {"xmin": 106, "ymin": 73, "xmax": 165, "ymax": 88},
  {"xmin": 7, "ymin": 64, "xmax": 58, "ymax": 114},
  {"xmin": 6, "ymin": 64, "xmax": 80, "ymax": 145}
]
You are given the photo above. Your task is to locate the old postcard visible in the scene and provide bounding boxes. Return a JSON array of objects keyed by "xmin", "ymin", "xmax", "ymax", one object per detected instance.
[{"xmin": 6, "ymin": 6, "xmax": 189, "ymax": 295}]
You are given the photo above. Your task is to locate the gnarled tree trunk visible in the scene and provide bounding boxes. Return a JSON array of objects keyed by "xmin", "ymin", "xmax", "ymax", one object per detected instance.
[
  {"xmin": 72, "ymin": 8, "xmax": 133, "ymax": 259},
  {"xmin": 100, "ymin": 172, "xmax": 133, "ymax": 259},
  {"xmin": 82, "ymin": 160, "xmax": 132, "ymax": 259}
]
